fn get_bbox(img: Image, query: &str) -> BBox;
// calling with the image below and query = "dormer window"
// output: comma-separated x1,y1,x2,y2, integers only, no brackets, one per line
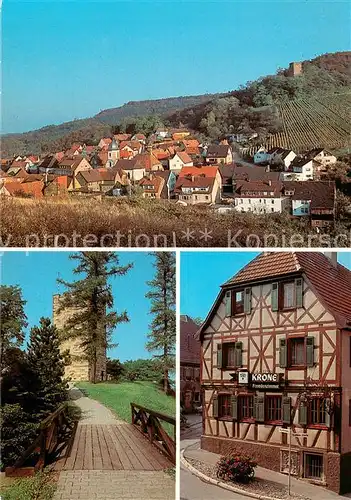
272,278,303,311
225,288,252,316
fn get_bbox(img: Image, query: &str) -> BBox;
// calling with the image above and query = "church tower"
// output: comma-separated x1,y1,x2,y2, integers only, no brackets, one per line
53,294,107,382
106,137,120,167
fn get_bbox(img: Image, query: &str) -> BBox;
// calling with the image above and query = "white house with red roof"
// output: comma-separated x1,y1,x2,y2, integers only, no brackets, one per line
169,151,193,173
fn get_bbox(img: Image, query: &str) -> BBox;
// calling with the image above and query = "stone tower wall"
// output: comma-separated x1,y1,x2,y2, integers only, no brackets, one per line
53,294,107,382
288,61,303,77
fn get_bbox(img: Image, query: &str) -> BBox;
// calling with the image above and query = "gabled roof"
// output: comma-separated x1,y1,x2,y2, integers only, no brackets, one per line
220,164,280,183
2,180,44,198
207,144,230,157
179,166,218,179
236,180,283,197
78,169,115,183
198,252,351,335
180,316,200,365
283,181,335,209
174,151,193,164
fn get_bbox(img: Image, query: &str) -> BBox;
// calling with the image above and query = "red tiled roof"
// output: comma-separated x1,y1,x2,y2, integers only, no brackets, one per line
223,252,351,327
3,180,44,198
139,175,164,193
175,175,214,190
178,166,218,179
180,316,201,365
175,151,193,164
236,180,283,197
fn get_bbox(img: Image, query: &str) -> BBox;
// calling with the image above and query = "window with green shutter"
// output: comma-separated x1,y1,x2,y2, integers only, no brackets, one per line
235,342,243,367
279,338,287,368
282,397,292,424
225,291,231,316
272,283,279,311
254,396,265,422
306,336,315,367
295,278,303,308
231,395,238,421
213,394,219,418
217,344,223,369
298,401,308,425
244,287,252,314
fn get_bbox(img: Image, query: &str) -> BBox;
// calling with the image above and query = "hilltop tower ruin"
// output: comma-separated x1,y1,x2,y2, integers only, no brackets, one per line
288,61,303,77
53,294,107,382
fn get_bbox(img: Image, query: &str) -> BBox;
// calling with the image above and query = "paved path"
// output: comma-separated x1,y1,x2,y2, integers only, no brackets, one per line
182,439,351,500
53,387,174,500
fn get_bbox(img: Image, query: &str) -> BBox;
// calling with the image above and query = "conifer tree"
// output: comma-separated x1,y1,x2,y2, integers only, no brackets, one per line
145,252,176,393
0,285,27,370
27,317,68,417
57,252,132,383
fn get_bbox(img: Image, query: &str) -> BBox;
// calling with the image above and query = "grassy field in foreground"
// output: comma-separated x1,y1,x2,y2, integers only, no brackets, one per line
1,196,339,248
76,381,175,424
0,471,57,500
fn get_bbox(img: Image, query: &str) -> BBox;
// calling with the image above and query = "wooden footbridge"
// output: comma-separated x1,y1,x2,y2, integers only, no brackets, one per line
6,396,175,476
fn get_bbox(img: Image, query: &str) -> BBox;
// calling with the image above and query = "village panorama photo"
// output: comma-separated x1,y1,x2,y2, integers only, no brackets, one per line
0,0,350,247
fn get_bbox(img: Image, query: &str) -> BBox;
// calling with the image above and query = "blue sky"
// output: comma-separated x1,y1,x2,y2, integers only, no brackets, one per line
0,250,169,361
181,251,351,320
2,0,350,133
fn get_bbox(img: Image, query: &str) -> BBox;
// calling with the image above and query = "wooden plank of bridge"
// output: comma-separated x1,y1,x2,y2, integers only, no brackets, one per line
121,424,171,470
53,423,173,472
83,424,93,470
62,424,82,470
108,424,144,470
91,425,103,470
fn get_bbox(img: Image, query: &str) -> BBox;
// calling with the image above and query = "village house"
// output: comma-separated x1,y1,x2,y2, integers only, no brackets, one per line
220,164,280,198
98,137,112,149
197,251,351,494
234,180,286,214
206,144,233,165
114,133,132,142
114,158,145,182
283,181,336,229
175,166,222,205
138,170,177,200
254,147,270,165
180,315,201,413
138,174,165,199
268,147,297,170
281,157,314,181
75,169,116,193
119,140,143,159
306,148,337,166
169,151,193,173
0,180,45,198
131,133,146,143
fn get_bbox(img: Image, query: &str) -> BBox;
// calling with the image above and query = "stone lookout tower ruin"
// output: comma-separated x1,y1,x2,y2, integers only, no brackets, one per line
288,61,303,77
53,294,107,382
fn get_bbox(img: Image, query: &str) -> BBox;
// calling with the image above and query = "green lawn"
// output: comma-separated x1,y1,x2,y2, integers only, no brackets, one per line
0,471,57,500
76,381,175,424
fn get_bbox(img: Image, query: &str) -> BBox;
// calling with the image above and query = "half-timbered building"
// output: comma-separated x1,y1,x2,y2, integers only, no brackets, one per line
180,315,201,412
197,252,351,493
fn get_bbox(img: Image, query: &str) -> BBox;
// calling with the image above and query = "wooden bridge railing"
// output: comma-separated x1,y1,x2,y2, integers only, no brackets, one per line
131,403,176,465
6,402,76,476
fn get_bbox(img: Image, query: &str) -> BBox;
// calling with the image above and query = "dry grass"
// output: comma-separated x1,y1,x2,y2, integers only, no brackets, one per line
0,196,347,248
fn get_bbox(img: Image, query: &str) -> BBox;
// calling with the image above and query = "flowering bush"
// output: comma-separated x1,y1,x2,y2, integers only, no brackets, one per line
216,454,257,483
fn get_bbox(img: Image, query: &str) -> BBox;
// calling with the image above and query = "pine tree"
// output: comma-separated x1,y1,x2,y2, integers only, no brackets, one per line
27,317,68,418
57,252,132,383
0,285,28,370
145,252,176,393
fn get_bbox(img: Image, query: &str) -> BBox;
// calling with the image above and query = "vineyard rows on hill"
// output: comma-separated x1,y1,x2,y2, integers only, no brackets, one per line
264,93,351,153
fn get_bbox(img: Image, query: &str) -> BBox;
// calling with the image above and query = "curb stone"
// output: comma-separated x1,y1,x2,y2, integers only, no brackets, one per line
180,448,285,500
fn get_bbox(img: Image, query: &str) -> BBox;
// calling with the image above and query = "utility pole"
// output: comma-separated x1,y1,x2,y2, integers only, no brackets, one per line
279,427,306,496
